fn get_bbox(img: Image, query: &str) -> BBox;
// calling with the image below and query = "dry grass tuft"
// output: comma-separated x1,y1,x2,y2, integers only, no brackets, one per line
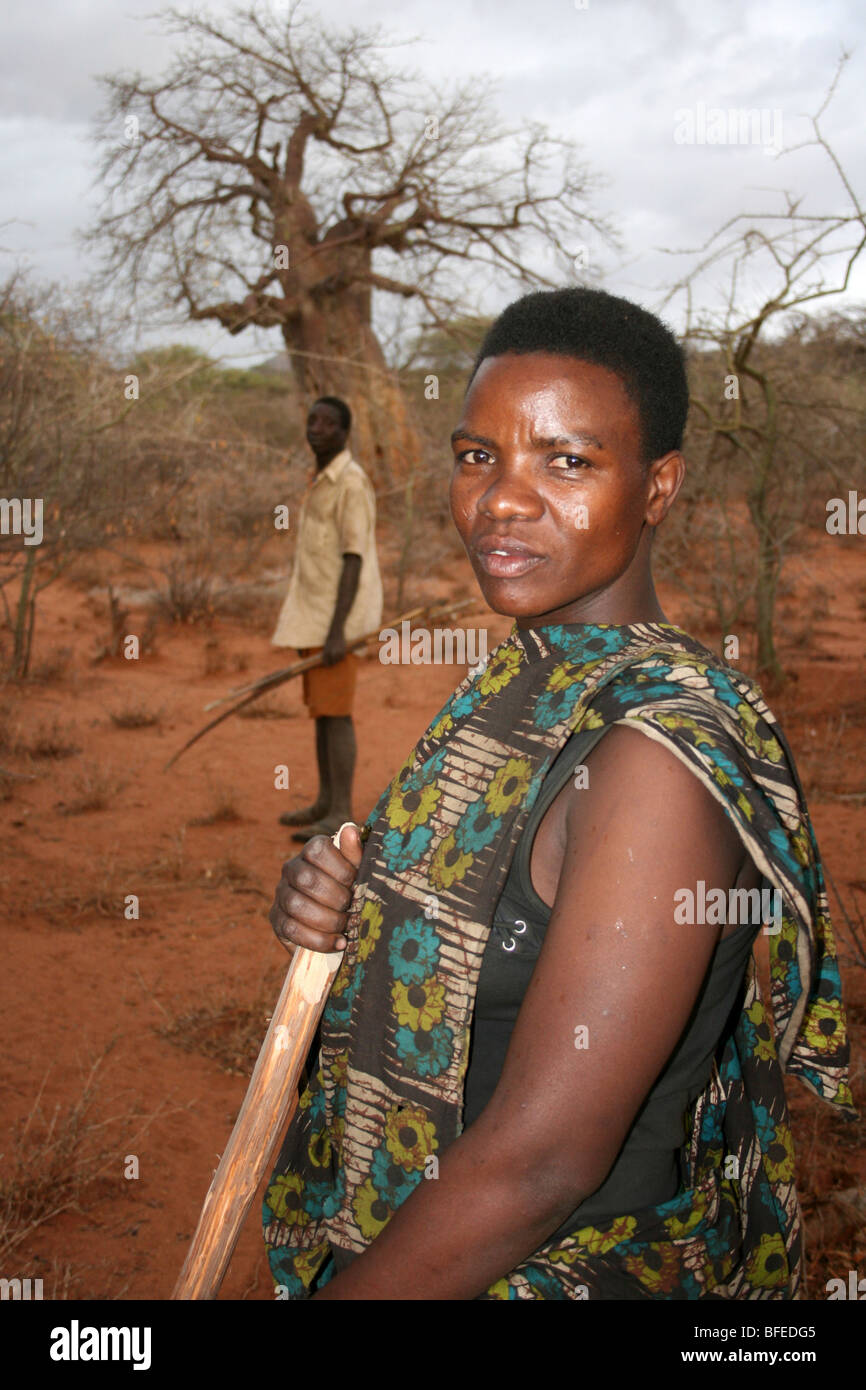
237,696,297,720
795,711,854,801
23,715,80,761
108,701,163,730
141,828,188,884
56,759,125,816
27,646,75,685
202,637,226,677
200,855,260,889
155,557,215,624
188,782,242,826
156,967,284,1076
0,1047,169,1263
32,866,125,925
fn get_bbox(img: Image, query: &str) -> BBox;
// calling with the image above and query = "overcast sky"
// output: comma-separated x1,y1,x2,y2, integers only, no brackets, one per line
1,0,864,363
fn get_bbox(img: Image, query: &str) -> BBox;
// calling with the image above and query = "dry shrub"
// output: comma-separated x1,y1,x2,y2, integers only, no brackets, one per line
32,867,124,925
0,1048,168,1263
91,586,159,662
209,584,274,626
16,1256,132,1301
200,855,258,889
795,712,853,801
188,783,242,826
787,1064,866,1296
23,715,80,760
66,556,110,591
141,828,188,884
108,701,163,730
156,966,284,1076
27,646,74,684
202,637,226,677
828,881,866,972
155,555,215,624
56,759,125,815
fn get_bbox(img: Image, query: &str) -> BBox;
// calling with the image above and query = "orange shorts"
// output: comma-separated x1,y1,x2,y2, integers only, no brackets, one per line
297,647,358,718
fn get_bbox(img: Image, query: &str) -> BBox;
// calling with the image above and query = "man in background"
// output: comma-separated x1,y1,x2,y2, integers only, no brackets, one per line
272,395,383,842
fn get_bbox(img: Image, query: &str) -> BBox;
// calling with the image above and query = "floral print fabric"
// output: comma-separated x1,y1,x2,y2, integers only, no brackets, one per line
263,621,854,1299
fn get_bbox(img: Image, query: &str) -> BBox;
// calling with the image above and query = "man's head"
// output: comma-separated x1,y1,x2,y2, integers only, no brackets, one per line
307,396,351,463
468,288,688,468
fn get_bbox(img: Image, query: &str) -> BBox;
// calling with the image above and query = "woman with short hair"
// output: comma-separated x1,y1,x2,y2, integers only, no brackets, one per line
263,287,853,1300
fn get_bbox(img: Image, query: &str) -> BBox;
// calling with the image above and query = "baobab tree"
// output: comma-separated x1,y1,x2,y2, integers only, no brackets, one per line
86,2,612,484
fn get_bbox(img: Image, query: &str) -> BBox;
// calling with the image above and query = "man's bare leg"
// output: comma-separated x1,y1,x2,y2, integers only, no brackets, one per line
279,716,331,826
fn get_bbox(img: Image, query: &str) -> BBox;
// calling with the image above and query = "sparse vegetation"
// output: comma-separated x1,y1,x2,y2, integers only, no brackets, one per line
108,701,163,730
200,855,259,889
26,646,74,684
236,696,296,720
57,759,124,816
0,1048,165,1262
156,967,284,1076
189,783,242,826
24,716,80,760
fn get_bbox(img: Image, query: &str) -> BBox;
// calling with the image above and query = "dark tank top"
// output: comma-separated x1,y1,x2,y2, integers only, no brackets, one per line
462,724,760,1238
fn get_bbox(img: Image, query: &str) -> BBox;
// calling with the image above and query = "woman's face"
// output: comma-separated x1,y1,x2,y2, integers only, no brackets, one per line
449,351,681,627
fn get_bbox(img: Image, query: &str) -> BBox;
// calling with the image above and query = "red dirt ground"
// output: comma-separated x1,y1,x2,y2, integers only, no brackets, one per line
0,527,863,1300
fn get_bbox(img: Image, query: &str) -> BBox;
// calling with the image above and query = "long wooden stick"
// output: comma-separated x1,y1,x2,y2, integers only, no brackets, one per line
164,596,475,771
171,824,356,1300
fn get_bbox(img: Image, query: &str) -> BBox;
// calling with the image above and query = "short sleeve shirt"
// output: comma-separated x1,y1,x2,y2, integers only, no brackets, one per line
271,449,384,649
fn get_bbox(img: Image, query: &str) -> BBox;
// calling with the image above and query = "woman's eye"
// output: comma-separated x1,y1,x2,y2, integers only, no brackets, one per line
551,454,590,471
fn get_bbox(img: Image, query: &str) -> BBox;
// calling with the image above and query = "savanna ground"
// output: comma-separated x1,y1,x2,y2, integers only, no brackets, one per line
0,452,864,1301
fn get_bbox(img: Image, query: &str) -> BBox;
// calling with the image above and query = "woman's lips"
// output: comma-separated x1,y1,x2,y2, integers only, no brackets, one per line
475,550,545,578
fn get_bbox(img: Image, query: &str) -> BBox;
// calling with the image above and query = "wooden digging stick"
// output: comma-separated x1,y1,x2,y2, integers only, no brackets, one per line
171,823,355,1300
164,597,475,771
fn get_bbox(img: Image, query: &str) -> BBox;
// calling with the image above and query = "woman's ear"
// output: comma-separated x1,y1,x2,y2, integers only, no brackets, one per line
645,451,686,526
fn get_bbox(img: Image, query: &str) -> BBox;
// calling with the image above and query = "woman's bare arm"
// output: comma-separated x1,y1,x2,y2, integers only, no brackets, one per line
312,725,747,1300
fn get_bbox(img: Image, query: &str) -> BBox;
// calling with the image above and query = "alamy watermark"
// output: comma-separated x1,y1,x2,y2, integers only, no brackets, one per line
673,103,783,156
826,1269,866,1299
379,621,487,671
49,1320,151,1370
1,1276,43,1299
826,490,865,535
0,498,43,546
674,880,782,934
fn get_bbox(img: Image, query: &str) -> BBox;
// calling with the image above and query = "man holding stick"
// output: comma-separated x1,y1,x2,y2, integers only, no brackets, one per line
272,396,383,842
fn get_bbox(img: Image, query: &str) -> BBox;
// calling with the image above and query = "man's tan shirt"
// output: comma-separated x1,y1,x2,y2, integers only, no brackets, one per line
272,448,384,650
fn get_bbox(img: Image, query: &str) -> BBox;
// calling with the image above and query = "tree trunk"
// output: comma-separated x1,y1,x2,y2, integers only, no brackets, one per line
754,534,782,685
283,304,420,492
11,548,37,679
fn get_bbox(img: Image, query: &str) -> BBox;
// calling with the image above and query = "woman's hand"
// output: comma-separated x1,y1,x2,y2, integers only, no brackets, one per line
269,824,364,956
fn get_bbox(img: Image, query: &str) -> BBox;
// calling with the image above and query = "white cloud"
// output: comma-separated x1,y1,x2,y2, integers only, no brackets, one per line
0,0,863,357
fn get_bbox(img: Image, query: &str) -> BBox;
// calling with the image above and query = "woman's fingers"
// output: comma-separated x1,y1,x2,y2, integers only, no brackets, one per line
306,825,365,877
269,831,364,956
329,822,365,869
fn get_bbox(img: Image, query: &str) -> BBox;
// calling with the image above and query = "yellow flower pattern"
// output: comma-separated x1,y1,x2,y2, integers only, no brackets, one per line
391,977,446,1031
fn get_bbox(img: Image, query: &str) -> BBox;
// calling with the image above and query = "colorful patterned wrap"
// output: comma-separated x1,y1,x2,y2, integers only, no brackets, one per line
263,621,855,1299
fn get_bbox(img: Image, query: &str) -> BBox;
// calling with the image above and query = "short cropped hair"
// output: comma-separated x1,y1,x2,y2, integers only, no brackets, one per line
468,288,689,464
313,395,352,434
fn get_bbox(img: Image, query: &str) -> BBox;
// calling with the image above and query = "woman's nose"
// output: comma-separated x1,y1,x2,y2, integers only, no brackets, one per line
478,468,543,519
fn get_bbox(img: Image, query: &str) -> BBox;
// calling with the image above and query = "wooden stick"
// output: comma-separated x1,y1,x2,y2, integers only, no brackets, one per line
164,596,475,771
171,825,354,1300
201,605,431,711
